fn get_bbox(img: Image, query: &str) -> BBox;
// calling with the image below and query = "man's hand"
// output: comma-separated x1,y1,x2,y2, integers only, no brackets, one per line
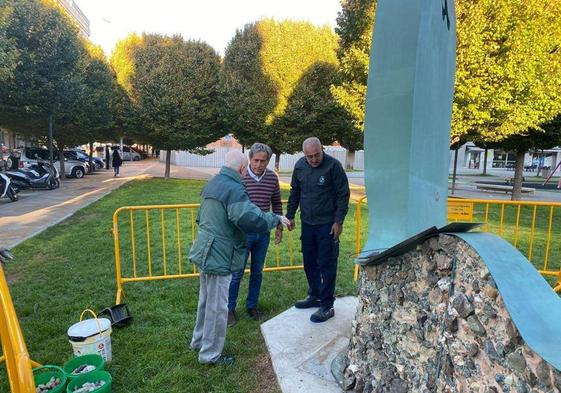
330,222,343,240
277,215,291,228
287,219,296,231
275,226,283,244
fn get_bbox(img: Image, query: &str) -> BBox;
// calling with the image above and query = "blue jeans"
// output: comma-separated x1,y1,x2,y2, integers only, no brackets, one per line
228,232,270,311
301,222,339,309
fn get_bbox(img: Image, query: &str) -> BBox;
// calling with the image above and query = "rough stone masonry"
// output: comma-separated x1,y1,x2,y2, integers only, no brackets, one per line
343,235,561,393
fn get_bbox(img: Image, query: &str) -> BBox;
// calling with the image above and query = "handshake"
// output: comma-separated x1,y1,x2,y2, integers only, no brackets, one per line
277,216,295,231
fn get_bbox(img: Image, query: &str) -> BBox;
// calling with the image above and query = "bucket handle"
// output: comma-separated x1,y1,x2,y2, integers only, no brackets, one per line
80,308,103,337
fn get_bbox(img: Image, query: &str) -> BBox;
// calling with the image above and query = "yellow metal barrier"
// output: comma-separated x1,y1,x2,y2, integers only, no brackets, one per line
355,197,561,290
0,262,40,392
113,202,302,304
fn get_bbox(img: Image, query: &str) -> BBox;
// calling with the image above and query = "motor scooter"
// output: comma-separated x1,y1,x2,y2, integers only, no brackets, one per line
0,172,18,201
4,160,60,191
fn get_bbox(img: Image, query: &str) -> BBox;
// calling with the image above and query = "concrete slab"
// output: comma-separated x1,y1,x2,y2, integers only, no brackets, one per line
261,296,358,393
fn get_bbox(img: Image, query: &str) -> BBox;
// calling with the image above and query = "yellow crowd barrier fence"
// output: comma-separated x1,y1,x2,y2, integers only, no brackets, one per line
112,202,301,304
355,197,561,291
0,262,41,392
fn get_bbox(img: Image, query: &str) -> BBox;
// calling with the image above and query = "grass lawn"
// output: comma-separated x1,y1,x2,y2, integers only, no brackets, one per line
0,178,362,393
2,178,560,392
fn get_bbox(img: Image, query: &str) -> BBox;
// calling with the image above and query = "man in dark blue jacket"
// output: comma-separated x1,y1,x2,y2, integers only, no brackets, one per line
286,137,350,323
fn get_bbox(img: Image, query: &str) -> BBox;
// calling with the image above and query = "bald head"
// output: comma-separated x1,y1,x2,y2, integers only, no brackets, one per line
302,137,322,151
225,150,248,175
302,137,324,167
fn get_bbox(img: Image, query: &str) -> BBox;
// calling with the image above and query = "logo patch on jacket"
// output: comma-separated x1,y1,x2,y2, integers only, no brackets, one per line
318,175,326,185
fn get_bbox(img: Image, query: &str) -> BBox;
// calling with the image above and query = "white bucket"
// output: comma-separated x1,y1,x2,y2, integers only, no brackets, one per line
68,309,113,362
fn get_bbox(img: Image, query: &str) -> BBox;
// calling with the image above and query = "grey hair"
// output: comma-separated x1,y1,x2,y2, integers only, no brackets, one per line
224,150,247,171
248,142,273,160
302,137,322,151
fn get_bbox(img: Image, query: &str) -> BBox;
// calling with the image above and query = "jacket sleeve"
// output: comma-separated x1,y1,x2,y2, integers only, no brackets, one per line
286,170,300,220
333,163,350,224
227,192,280,233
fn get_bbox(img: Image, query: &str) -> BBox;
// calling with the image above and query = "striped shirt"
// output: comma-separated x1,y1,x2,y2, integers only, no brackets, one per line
243,168,283,215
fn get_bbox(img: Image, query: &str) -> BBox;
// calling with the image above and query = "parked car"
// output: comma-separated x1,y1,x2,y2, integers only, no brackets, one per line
113,146,141,161
64,150,96,173
7,148,88,179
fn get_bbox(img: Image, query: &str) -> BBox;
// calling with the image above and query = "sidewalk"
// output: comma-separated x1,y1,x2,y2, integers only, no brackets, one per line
0,159,216,249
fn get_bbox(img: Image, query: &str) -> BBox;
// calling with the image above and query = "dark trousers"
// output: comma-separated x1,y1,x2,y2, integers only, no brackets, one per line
301,222,339,309
228,232,270,311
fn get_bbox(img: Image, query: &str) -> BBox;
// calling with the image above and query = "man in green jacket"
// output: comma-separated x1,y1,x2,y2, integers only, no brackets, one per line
189,150,288,365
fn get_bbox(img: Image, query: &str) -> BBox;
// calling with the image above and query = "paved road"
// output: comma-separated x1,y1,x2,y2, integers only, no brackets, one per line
2,159,560,249
0,159,215,248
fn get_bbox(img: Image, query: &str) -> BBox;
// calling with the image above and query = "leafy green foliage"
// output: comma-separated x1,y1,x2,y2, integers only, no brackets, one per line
274,62,356,153
0,0,17,83
453,0,561,142
220,19,342,160
0,0,82,135
330,0,377,151
111,34,222,176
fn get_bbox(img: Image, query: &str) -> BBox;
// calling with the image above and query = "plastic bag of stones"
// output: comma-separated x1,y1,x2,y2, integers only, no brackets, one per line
36,377,62,393
72,380,106,392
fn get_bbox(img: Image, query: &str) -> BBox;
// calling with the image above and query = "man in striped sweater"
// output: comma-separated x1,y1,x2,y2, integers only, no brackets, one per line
227,143,283,326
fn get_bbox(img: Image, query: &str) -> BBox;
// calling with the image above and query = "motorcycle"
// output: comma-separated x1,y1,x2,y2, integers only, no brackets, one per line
0,172,18,202
4,160,60,191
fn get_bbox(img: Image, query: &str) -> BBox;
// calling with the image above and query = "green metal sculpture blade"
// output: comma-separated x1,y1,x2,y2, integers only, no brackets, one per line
363,0,456,254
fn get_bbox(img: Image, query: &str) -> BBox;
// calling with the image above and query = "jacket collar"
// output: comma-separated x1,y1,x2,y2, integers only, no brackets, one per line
220,166,243,183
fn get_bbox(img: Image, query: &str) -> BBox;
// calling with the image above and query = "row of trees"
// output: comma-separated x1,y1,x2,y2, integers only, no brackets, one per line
332,0,561,200
0,0,115,178
110,19,355,174
3,0,561,193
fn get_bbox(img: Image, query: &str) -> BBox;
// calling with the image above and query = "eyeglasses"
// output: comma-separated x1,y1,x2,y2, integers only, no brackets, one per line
305,151,323,161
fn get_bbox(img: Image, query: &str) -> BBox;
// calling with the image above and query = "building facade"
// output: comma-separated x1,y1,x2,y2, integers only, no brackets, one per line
57,0,90,37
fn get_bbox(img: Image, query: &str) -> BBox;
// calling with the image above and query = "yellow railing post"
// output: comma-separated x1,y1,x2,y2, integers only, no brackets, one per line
0,263,36,393
113,209,124,305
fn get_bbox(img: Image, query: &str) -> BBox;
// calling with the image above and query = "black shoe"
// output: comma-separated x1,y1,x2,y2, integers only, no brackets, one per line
247,307,260,321
212,355,235,366
227,310,237,327
294,295,321,309
310,307,335,323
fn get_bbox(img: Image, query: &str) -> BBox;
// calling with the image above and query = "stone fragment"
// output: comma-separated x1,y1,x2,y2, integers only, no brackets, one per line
483,286,498,299
535,360,551,387
468,343,479,357
343,368,356,390
484,340,500,363
389,378,408,393
483,303,498,318
452,293,474,318
427,237,440,251
506,351,526,373
467,315,486,336
436,254,451,270
444,312,458,333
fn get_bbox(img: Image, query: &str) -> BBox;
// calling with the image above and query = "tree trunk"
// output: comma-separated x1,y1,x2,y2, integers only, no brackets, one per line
88,141,94,169
346,150,355,170
451,148,459,195
511,150,525,201
48,115,54,167
164,149,171,179
274,149,281,171
482,148,488,175
58,143,66,180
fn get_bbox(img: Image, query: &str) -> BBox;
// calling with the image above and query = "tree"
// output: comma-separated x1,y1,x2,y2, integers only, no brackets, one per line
53,41,115,174
330,0,377,165
453,0,561,199
112,34,222,178
220,19,341,169
0,0,82,166
274,62,355,154
489,118,561,200
0,0,17,83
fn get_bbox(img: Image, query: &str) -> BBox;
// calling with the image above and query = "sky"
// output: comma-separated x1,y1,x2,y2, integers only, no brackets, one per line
76,0,342,57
